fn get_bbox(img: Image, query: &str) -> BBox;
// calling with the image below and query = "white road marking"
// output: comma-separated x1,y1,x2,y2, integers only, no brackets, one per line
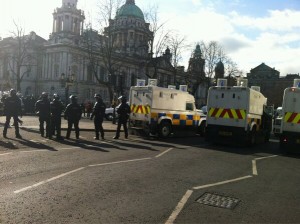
89,157,151,167
0,152,13,156
193,175,253,190
165,190,193,224
20,149,50,153
252,160,258,175
60,147,80,150
255,155,278,161
252,155,278,175
156,148,173,158
14,167,85,194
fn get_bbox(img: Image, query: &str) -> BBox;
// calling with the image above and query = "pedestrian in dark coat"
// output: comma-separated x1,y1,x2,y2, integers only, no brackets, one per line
35,92,51,138
113,96,131,139
64,95,82,140
50,94,64,140
90,94,106,140
3,89,22,138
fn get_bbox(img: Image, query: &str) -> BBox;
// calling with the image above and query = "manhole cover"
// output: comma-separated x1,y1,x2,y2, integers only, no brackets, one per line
196,192,240,209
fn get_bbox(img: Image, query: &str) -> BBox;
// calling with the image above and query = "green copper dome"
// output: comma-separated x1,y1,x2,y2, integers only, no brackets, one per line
116,0,144,20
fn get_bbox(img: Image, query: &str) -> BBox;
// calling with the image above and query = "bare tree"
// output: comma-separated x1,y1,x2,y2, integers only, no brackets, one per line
199,41,241,86
143,3,171,57
97,0,123,30
169,33,189,69
7,22,35,92
82,0,124,103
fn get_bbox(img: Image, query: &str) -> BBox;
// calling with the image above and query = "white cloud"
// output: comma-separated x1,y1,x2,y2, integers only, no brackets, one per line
230,9,300,32
159,5,300,75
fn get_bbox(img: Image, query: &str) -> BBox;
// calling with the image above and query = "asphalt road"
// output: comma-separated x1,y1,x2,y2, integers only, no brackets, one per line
0,120,300,223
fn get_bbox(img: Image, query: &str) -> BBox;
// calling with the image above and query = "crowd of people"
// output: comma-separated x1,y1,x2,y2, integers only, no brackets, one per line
1,89,131,140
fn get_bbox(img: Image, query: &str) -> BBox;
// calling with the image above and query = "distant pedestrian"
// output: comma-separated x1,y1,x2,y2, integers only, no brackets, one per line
64,95,82,140
113,96,130,139
86,101,92,117
90,94,106,140
2,89,23,139
35,92,51,138
80,103,86,117
50,94,64,140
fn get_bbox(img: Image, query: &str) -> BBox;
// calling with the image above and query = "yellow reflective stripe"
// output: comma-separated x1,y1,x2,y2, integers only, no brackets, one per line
231,109,238,119
291,113,300,124
284,112,292,122
215,109,223,118
240,110,246,119
208,108,215,117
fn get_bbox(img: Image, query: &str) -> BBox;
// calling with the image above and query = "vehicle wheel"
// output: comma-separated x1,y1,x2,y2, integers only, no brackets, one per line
158,121,172,138
106,113,113,121
264,132,270,143
198,121,206,137
247,129,256,146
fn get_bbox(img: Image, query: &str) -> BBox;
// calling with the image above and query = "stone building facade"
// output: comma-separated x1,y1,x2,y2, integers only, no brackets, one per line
247,63,299,108
0,0,177,105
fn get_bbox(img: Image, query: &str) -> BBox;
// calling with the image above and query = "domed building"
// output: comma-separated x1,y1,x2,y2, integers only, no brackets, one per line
105,0,153,58
0,0,176,105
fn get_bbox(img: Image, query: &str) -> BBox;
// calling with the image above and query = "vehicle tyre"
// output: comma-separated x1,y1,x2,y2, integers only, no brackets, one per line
106,113,113,121
264,132,270,143
247,128,256,146
158,121,172,138
198,121,206,137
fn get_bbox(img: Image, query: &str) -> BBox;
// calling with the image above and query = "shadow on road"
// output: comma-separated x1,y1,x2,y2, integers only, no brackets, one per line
14,138,58,151
0,140,18,149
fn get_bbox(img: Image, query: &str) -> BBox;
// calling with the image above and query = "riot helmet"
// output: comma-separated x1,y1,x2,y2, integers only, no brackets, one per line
118,95,127,103
41,92,49,99
10,89,17,96
53,93,60,100
69,95,77,103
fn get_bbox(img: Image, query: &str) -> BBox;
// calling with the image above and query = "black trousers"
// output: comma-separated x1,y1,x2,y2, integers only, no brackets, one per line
3,115,19,136
66,119,80,139
39,117,50,137
94,117,104,138
50,116,62,138
115,119,128,138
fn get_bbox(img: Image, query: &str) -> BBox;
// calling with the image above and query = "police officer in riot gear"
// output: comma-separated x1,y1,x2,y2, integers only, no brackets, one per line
113,96,131,139
35,92,51,137
50,94,64,140
90,94,106,140
3,89,22,138
64,95,82,140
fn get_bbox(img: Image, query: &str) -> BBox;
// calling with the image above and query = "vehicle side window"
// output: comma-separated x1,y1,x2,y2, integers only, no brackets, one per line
186,102,194,111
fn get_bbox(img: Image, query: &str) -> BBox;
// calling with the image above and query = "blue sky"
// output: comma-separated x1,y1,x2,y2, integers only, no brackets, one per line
0,0,299,76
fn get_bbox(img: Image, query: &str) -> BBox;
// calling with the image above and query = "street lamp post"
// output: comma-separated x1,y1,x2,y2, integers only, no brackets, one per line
60,73,75,106
112,93,117,124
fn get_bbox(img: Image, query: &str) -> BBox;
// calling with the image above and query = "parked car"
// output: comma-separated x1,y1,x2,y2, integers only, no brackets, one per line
0,101,3,116
105,102,129,121
105,104,120,121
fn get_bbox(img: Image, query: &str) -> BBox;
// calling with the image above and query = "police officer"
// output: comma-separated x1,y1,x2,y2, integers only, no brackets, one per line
90,94,106,140
113,96,131,139
50,94,64,140
35,92,51,138
3,89,22,138
64,95,82,140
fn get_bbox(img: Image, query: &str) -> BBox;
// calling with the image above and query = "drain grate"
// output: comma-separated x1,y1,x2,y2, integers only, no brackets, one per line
196,192,240,210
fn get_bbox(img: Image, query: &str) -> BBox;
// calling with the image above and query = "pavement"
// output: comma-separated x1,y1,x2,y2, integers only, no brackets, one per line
0,115,118,132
